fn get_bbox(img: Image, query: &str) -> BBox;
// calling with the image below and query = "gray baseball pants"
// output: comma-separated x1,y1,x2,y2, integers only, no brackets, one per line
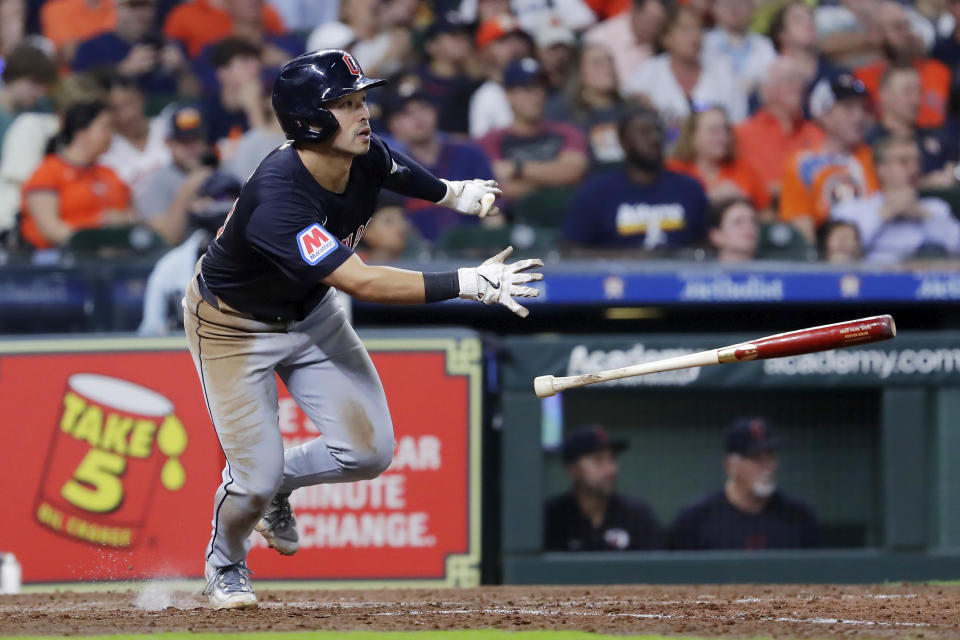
183,262,394,569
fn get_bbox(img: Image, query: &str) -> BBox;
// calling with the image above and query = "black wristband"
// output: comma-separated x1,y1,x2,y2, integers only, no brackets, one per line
423,271,460,302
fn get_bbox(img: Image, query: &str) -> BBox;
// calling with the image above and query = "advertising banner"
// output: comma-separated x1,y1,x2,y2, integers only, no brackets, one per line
1,333,481,586
501,332,960,390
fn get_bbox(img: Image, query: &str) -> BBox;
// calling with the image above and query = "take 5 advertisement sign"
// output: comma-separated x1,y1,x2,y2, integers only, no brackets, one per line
0,334,482,586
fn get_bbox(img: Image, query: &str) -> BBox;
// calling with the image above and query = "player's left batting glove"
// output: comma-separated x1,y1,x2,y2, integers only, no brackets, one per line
438,178,502,217
457,246,543,318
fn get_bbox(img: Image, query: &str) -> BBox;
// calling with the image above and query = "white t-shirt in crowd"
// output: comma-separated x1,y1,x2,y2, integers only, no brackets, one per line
0,112,58,232
458,0,596,32
100,115,172,193
702,28,777,96
469,80,513,139
625,53,749,130
831,193,960,263
269,0,340,32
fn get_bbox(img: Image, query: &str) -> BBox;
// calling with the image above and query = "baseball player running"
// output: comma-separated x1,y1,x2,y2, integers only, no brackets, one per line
184,49,543,609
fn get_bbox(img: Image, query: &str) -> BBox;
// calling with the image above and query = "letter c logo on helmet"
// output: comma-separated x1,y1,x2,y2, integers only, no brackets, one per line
342,53,361,76
272,49,387,143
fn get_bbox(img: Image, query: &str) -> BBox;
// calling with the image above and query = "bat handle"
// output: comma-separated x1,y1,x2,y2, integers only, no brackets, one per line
533,375,557,398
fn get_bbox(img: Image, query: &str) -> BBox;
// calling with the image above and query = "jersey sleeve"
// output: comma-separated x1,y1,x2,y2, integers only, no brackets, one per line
381,144,447,203
245,198,354,283
22,157,63,195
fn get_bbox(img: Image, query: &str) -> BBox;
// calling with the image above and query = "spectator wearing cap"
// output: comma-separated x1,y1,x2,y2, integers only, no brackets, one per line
544,425,665,551
133,105,216,245
667,105,771,212
385,85,495,242
479,58,588,202
72,0,192,102
415,14,481,136
735,56,824,198
546,42,626,173
854,1,950,129
199,37,266,153
703,0,777,100
163,0,286,60
469,14,534,138
831,135,960,263
708,197,759,262
100,77,174,193
21,100,135,249
626,4,748,137
564,105,708,250
584,0,666,91
669,417,820,551
864,66,958,189
533,19,577,98
0,44,56,149
780,74,879,242
138,171,241,336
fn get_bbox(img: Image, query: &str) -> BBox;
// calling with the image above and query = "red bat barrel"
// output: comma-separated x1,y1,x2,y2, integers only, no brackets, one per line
717,315,897,363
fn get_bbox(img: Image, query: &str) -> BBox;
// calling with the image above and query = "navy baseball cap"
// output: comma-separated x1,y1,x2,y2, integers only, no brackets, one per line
808,73,868,119
503,57,548,89
562,425,628,464
169,106,206,141
726,417,781,456
381,82,433,121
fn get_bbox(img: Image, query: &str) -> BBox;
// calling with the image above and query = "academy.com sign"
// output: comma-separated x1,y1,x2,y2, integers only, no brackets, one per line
764,347,960,379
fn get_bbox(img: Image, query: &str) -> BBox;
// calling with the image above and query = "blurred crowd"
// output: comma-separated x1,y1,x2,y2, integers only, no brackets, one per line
4,0,960,270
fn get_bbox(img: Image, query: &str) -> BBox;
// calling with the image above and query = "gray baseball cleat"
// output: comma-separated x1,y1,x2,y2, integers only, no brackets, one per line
202,562,257,610
255,492,299,555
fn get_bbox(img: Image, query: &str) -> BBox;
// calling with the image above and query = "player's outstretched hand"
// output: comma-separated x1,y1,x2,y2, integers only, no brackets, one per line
457,246,543,317
439,178,502,217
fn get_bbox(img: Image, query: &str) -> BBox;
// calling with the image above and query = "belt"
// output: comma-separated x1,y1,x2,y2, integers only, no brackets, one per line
197,274,269,322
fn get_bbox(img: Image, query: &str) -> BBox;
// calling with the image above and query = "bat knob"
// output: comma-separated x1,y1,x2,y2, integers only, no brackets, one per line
533,375,557,398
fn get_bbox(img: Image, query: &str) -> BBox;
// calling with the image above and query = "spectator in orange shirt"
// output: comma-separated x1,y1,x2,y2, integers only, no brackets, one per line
21,100,134,249
854,0,950,128
667,106,771,213
736,56,824,198
41,0,116,67
780,74,878,242
163,0,285,59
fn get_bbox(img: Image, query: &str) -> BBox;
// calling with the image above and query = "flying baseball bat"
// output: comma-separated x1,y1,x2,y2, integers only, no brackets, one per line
533,315,896,398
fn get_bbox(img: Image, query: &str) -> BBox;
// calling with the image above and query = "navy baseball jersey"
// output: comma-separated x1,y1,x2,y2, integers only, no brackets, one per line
201,134,443,321
563,168,708,250
543,492,666,551
668,489,820,550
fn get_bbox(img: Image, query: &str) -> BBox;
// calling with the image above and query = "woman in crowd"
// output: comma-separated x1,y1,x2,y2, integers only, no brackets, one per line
667,105,771,215
546,42,625,172
21,100,133,248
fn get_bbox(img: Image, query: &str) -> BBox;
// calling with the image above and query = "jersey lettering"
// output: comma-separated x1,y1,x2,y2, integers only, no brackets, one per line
343,53,361,76
215,199,239,239
297,223,338,265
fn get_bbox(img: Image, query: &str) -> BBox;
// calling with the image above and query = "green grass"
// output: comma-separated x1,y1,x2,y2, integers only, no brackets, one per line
2,634,713,640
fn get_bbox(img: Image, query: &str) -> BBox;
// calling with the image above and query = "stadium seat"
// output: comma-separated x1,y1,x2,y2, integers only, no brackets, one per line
755,221,814,261
66,225,167,255
513,187,576,229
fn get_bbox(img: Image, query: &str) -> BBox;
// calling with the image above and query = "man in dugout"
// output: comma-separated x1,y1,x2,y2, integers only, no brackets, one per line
543,425,665,551
669,417,820,550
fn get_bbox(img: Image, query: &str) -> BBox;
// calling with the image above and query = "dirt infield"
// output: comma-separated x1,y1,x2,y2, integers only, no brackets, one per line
1,583,958,638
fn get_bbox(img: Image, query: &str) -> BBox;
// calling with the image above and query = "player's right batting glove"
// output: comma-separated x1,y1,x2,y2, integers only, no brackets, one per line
457,246,543,317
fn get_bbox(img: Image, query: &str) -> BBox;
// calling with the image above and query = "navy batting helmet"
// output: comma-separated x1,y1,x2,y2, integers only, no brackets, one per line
272,49,386,143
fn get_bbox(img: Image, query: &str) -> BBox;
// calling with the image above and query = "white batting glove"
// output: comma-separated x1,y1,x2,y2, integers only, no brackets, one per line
457,246,543,318
438,178,502,217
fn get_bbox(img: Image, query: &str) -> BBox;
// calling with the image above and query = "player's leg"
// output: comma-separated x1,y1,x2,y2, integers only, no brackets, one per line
277,294,395,490
183,278,290,607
